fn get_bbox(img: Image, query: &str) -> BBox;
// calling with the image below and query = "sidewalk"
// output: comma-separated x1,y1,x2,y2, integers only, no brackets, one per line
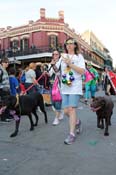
0,89,116,175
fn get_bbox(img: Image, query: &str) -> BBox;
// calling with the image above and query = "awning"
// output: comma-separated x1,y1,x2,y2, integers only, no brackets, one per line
8,52,52,61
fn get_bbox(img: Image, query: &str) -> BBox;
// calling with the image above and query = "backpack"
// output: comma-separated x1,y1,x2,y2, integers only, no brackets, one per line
0,68,3,83
20,72,26,84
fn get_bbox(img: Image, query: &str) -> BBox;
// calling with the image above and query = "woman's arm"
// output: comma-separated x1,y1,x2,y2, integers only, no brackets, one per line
51,58,62,73
32,77,38,84
68,63,85,75
62,57,85,75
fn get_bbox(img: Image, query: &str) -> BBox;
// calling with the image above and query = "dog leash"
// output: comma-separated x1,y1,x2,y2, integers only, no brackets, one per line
15,94,19,107
23,73,45,94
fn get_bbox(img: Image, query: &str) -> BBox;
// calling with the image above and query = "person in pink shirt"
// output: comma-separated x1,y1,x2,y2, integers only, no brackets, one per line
83,62,99,104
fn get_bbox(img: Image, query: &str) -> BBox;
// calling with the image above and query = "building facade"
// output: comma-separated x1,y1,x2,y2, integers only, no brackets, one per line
0,8,113,71
81,30,113,70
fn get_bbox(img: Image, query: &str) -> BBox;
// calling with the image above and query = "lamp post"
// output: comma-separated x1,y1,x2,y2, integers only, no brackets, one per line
12,46,18,70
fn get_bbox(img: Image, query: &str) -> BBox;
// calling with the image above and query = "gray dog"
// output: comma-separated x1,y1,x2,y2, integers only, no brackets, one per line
90,96,114,136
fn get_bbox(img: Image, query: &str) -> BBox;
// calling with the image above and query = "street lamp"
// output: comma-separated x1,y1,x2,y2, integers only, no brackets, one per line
12,46,18,70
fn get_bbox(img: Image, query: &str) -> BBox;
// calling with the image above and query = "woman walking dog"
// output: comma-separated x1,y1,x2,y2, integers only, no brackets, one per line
52,38,85,145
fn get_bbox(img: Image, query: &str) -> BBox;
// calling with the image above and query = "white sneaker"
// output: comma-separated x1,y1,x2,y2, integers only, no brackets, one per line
59,113,64,120
37,107,42,113
52,106,56,111
52,117,59,125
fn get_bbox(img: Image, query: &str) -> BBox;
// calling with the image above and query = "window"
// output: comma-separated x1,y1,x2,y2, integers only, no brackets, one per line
10,40,19,48
20,38,29,51
49,35,58,49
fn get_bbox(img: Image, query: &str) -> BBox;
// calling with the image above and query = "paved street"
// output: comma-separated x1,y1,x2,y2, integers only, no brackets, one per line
0,89,116,175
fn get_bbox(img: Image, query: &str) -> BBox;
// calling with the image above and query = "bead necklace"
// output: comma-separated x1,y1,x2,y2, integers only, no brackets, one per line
62,54,75,86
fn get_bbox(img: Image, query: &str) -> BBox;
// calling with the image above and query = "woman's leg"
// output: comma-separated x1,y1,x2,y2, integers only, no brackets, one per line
52,101,62,125
68,107,77,134
63,95,80,144
85,84,90,101
107,84,111,95
90,84,96,99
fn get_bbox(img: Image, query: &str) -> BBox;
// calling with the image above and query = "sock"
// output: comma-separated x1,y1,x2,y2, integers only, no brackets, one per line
14,115,20,121
76,119,80,124
70,132,75,137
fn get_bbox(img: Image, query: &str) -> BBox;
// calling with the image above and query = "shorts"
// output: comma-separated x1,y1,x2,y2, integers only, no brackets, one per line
52,101,62,111
62,94,80,109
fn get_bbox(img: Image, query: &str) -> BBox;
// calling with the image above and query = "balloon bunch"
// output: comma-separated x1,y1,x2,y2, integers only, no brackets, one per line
61,54,75,86
62,70,75,86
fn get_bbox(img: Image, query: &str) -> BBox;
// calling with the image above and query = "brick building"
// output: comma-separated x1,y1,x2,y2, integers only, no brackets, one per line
0,8,113,71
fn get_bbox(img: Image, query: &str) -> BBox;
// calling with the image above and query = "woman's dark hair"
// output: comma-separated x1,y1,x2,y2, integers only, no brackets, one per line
64,37,80,55
1,57,9,64
52,50,61,59
9,67,16,75
104,66,111,71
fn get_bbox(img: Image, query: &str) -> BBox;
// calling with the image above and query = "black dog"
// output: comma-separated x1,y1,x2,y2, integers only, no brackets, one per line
90,96,114,136
0,92,48,137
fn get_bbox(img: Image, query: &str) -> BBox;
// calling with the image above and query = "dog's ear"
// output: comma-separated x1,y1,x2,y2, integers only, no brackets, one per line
5,96,16,107
100,97,106,106
0,95,10,107
94,97,105,106
10,96,17,107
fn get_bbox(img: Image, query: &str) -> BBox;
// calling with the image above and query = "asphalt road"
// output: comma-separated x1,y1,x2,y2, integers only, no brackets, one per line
0,89,116,175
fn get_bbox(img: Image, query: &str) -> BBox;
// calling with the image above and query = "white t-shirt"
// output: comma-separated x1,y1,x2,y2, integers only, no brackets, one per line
56,53,85,95
25,69,36,83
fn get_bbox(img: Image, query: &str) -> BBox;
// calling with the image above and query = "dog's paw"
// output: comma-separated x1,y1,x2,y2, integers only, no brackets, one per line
10,132,18,137
30,127,34,131
104,132,109,136
45,119,48,124
33,123,38,126
97,124,104,129
97,126,100,128
97,125,102,128
100,126,104,129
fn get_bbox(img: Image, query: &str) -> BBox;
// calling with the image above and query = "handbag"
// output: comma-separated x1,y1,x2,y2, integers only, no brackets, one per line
51,77,62,102
87,68,95,79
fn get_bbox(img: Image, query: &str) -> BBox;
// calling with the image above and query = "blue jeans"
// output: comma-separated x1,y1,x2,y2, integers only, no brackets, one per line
85,84,96,99
52,101,62,111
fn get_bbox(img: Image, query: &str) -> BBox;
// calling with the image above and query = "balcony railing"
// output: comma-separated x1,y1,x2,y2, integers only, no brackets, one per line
92,47,106,60
0,45,64,59
83,53,104,69
83,53,91,61
0,46,104,69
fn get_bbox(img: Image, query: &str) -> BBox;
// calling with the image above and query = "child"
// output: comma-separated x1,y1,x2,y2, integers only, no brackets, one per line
9,67,19,96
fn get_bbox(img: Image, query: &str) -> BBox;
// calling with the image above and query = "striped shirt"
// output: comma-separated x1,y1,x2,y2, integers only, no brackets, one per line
0,66,10,90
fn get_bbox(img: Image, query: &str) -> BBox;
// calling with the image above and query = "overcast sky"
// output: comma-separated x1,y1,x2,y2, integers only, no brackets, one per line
0,0,116,66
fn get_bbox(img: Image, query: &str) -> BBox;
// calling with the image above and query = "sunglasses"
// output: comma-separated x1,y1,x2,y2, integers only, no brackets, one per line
65,39,75,45
53,53,59,56
3,62,9,64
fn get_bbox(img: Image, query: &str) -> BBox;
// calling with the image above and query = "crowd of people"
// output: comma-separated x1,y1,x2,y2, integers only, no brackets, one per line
0,37,115,145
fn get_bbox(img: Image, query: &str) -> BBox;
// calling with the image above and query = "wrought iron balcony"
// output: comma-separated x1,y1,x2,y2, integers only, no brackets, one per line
83,53,104,69
92,47,106,60
0,45,64,59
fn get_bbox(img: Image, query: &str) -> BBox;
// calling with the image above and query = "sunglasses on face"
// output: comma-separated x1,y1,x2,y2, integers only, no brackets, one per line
65,40,75,45
53,53,59,56
3,62,9,64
